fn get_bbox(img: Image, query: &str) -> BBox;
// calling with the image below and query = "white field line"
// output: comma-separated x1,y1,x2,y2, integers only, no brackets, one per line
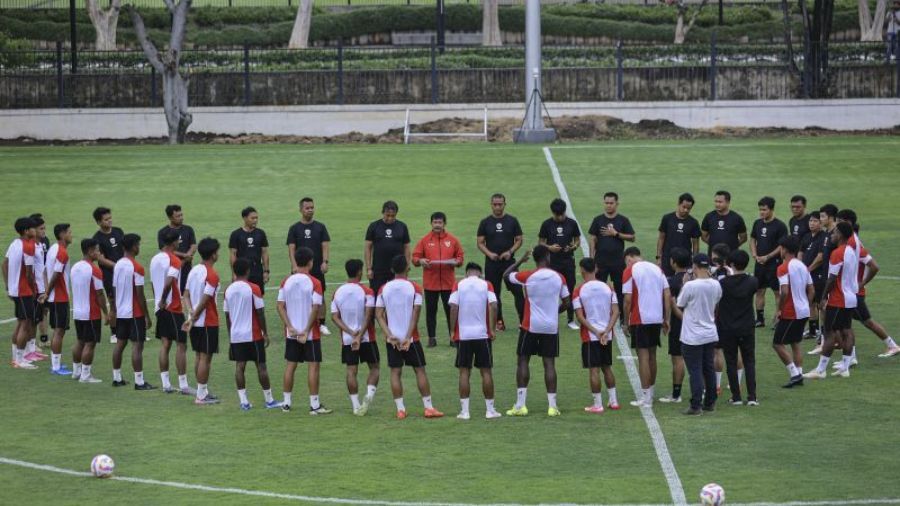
2,457,899,506
550,140,900,150
543,146,688,506
0,318,17,325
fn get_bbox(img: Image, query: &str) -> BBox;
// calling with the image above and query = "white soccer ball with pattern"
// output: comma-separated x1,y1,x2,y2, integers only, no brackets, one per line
90,454,115,478
699,483,725,505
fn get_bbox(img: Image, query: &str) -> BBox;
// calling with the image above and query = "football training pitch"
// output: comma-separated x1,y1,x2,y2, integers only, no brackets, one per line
1,137,899,505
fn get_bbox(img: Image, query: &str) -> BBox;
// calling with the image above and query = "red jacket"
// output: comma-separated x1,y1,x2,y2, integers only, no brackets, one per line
412,231,464,291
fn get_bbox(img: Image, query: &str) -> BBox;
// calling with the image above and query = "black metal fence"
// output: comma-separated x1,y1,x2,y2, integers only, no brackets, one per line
1,39,897,108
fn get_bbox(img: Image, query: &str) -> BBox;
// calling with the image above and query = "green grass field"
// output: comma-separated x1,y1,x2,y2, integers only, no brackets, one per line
1,138,899,505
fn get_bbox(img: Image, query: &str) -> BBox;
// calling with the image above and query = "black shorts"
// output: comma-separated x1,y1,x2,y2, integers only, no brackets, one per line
630,324,662,349
229,340,266,363
12,296,37,322
582,340,613,368
852,296,871,322
668,319,683,356
47,301,70,330
75,320,102,343
754,263,779,291
455,339,493,369
516,330,560,358
773,318,807,345
386,340,427,368
116,317,147,342
812,279,826,304
824,307,853,332
155,309,187,343
190,326,219,354
341,342,380,366
284,339,323,363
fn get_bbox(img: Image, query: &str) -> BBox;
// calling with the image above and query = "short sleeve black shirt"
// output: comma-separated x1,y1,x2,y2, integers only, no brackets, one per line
789,215,811,239
800,231,826,282
701,210,747,253
588,214,635,268
658,212,700,261
667,271,689,338
365,219,410,275
286,221,331,271
538,217,581,266
229,227,269,278
477,215,523,258
93,227,125,281
751,218,788,259
717,273,759,336
157,225,197,256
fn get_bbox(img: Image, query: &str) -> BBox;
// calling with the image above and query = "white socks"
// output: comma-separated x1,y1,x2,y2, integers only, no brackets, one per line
850,346,857,361
787,363,798,377
715,372,723,388
485,398,495,412
80,365,92,380
592,392,603,408
608,387,618,405
134,371,144,386
515,388,527,409
283,392,293,407
160,371,171,389
366,384,377,400
178,374,189,390
113,369,122,382
51,353,61,371
238,389,249,404
72,362,82,378
350,394,360,410
394,397,406,412
422,395,434,409
547,393,558,409
197,383,208,400
460,397,470,415
886,337,897,348
841,355,853,370
310,395,320,409
263,389,274,403
816,355,831,373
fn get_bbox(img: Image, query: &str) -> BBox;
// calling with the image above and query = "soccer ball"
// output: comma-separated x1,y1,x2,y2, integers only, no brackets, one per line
700,483,725,505
90,454,115,478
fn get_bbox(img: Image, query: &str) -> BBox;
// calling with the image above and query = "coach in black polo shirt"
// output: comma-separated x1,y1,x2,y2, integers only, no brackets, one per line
287,197,331,333
588,191,635,318
656,193,700,276
229,206,269,294
701,190,747,254
92,206,125,340
157,204,197,293
365,201,410,294
749,196,788,327
477,193,524,332
538,198,581,329
788,195,811,239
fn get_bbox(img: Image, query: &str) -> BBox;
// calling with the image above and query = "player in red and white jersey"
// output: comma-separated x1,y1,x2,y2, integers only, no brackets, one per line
805,222,858,379
331,259,380,416
182,237,223,405
773,236,814,388
111,233,155,390
503,244,571,417
448,262,500,420
277,247,331,415
224,258,281,410
3,217,40,369
375,255,443,420
622,247,671,408
45,223,73,375
151,230,192,395
69,238,112,384
573,258,620,414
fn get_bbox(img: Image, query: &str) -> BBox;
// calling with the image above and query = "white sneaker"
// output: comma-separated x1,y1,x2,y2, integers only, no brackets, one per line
832,367,850,378
658,395,682,403
878,346,900,358
79,375,103,384
807,345,822,355
803,369,827,380
456,412,471,420
629,399,650,408
13,360,38,370
110,334,118,344
319,324,331,336
567,321,580,330
485,410,502,419
833,358,858,369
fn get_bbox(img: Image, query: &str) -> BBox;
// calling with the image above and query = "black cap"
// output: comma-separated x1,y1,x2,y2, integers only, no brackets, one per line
692,253,711,268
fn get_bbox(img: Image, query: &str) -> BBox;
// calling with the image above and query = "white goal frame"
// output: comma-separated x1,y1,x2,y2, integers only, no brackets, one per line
403,107,489,144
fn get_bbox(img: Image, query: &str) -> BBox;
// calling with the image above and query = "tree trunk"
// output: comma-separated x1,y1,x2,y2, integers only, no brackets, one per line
289,0,314,49
86,0,121,50
858,0,888,41
674,7,686,44
163,72,192,145
482,0,502,47
673,0,708,45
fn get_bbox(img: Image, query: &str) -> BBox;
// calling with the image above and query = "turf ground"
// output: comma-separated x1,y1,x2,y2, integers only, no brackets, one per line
0,137,899,505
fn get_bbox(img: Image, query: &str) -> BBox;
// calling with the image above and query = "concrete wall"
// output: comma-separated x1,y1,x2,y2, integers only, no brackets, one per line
1,99,898,140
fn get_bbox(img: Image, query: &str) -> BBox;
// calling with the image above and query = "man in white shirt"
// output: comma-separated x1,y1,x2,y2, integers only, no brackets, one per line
332,259,380,416
375,255,444,420
182,237,224,405
150,229,191,395
774,236,814,389
676,253,722,416
111,234,155,390
69,238,112,383
573,258,620,413
503,245,571,417
449,262,500,420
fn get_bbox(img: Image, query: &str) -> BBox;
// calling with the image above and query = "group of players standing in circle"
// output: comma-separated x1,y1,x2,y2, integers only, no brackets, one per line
4,191,897,419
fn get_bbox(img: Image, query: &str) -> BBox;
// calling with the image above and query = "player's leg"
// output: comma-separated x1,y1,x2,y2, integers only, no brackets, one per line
542,353,559,416
346,363,360,411
457,365,471,419
235,360,250,408
806,308,839,378
601,365,619,409
714,346,724,393
111,321,129,386
80,341,98,382
71,338,84,379
410,342,440,417
175,339,190,394
307,345,331,414
132,328,153,389
159,336,173,391
282,360,298,410
254,346,279,408
390,366,405,417
837,326,855,375
360,344,380,410
587,366,603,412
440,290,452,345
49,303,70,374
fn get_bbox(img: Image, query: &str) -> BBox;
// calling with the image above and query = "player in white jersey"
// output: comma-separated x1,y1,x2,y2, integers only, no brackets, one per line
151,230,192,395
277,247,331,415
182,237,223,405
448,262,500,420
774,237,814,388
29,214,49,357
504,244,572,417
573,258,619,414
3,217,40,369
331,259,380,416
111,233,155,390
224,258,281,410
375,255,444,420
70,238,112,383
45,223,73,375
